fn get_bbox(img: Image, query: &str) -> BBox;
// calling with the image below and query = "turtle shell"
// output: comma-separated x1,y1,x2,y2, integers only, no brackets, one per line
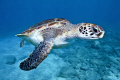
22,18,70,34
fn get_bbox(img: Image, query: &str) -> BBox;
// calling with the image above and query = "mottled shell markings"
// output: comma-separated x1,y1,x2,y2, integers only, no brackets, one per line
21,18,70,35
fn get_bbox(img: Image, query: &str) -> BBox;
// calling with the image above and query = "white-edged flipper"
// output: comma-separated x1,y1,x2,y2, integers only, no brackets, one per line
19,40,54,71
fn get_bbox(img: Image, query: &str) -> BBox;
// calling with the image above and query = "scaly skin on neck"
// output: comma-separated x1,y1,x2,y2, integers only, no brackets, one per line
65,24,81,38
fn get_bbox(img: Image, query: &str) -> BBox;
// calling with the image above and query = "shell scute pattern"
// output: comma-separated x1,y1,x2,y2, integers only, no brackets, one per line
22,18,70,34
30,19,55,29
48,22,59,27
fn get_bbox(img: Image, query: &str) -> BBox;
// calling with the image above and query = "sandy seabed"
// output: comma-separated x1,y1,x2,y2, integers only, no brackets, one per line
0,30,120,80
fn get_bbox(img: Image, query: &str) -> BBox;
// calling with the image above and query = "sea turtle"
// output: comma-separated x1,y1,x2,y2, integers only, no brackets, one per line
16,18,105,71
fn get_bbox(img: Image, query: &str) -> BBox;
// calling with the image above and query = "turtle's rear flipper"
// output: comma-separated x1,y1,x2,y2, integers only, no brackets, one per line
20,39,26,47
19,40,54,71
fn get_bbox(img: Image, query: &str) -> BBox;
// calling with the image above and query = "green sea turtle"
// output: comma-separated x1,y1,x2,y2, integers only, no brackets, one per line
16,18,105,71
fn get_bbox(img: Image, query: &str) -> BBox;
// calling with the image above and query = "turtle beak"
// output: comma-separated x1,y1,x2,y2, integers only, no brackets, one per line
98,31,105,38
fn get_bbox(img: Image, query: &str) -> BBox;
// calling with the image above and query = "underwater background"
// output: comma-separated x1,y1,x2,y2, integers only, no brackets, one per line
0,0,120,80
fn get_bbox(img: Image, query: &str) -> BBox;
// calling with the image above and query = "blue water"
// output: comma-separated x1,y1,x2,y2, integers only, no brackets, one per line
0,0,120,80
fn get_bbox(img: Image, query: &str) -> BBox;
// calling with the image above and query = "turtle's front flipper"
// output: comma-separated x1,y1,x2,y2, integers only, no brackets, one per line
19,40,54,71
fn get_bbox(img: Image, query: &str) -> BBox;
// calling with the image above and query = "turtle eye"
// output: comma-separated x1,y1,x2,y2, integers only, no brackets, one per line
92,27,98,33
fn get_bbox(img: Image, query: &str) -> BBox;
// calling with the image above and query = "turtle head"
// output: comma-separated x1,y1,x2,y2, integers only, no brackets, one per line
77,23,105,39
